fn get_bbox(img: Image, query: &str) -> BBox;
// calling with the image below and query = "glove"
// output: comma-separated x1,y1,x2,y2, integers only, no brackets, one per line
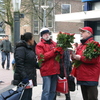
22,77,29,84
54,47,63,54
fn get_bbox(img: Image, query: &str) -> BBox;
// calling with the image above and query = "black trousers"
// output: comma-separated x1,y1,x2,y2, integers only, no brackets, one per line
80,85,98,100
21,88,32,100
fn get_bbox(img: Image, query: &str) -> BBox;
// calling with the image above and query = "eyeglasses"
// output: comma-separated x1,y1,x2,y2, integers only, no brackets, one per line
80,30,90,33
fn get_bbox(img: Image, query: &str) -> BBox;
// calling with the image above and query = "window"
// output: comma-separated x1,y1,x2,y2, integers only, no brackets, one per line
34,21,38,27
33,20,39,35
47,7,53,28
34,28,38,35
61,4,71,14
48,21,52,27
33,6,39,35
82,5,84,11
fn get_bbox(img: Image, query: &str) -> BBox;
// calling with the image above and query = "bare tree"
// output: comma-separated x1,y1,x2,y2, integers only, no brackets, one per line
0,0,61,43
0,0,13,43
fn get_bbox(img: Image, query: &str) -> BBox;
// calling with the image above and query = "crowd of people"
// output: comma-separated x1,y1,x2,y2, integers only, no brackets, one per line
0,26,100,100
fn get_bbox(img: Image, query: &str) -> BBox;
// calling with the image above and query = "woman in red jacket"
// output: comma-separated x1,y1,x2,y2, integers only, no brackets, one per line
72,26,100,100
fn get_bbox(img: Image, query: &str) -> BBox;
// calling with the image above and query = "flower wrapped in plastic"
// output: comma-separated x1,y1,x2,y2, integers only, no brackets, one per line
84,41,100,59
73,41,100,68
55,32,75,62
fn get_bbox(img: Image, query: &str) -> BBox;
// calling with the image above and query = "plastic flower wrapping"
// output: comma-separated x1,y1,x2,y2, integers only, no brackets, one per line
73,41,100,68
55,32,75,62
84,41,100,59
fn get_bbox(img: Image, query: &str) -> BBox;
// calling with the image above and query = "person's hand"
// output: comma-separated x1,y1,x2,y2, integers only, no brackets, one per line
54,47,63,54
22,77,29,84
73,55,81,60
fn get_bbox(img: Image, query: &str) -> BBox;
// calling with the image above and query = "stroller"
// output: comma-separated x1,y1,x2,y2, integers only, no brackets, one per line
0,82,28,100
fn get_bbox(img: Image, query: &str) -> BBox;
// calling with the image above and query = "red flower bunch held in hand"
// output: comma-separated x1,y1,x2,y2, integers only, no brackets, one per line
55,32,75,62
73,41,100,68
84,41,100,59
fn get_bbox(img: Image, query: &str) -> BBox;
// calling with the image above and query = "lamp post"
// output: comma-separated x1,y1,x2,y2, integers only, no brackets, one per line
41,5,49,27
12,0,21,47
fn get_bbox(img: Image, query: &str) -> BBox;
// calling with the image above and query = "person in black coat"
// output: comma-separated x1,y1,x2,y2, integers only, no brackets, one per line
54,48,72,100
12,32,38,100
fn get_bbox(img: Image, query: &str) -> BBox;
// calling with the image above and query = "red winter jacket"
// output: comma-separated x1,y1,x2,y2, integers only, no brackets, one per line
36,39,60,76
74,37,100,82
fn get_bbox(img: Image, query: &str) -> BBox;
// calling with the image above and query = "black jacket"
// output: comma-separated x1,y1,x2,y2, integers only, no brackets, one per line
12,40,37,86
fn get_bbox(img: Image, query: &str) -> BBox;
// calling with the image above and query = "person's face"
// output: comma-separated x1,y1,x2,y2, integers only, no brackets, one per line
5,36,8,40
42,33,50,40
80,30,91,39
28,37,34,45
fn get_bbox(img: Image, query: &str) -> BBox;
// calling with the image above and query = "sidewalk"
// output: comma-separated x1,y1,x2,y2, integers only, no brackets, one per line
32,84,100,100
0,53,100,99
0,67,100,100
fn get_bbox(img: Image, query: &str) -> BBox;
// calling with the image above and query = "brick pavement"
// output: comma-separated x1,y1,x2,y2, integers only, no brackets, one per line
32,84,100,100
0,53,14,93
0,53,100,99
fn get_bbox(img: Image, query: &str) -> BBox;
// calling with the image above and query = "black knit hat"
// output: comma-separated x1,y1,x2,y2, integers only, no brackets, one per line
40,28,50,37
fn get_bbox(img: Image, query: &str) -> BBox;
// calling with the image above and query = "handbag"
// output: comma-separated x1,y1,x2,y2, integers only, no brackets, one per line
0,82,28,100
56,61,69,94
56,76,68,94
68,75,75,91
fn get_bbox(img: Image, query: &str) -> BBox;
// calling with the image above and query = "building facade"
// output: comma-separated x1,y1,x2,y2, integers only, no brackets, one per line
55,0,100,43
83,0,100,43
4,0,84,43
31,0,84,42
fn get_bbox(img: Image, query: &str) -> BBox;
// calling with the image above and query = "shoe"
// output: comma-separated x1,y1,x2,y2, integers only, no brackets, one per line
0,81,4,83
2,65,4,69
6,68,10,70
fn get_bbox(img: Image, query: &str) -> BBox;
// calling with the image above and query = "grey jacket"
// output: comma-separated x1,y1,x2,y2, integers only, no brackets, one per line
1,40,12,52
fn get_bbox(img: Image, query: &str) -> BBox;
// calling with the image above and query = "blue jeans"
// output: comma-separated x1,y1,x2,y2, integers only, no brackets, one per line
41,74,58,100
1,51,10,69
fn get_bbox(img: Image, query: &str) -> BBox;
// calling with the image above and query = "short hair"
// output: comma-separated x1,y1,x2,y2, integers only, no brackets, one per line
4,35,8,37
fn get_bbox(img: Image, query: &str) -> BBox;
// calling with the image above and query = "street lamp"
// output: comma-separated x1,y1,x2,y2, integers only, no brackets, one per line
41,5,49,27
12,0,21,47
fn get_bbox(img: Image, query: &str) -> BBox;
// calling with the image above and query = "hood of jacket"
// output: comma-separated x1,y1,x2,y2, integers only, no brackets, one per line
15,40,32,50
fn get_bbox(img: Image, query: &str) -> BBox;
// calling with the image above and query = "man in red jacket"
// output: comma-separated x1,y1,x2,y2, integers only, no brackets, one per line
36,28,62,100
72,26,100,100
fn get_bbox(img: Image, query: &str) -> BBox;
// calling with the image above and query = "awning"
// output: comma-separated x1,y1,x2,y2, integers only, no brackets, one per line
55,10,100,22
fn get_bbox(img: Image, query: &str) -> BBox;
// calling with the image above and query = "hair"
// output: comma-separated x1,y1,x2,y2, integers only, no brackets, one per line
21,32,33,42
4,35,8,37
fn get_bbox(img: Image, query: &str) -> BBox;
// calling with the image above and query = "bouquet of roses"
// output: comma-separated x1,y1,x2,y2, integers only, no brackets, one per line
74,41,100,68
84,41,100,59
55,32,75,62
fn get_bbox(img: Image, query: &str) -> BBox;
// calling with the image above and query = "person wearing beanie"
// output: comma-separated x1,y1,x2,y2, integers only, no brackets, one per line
40,27,51,37
71,26,100,100
36,27,63,100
